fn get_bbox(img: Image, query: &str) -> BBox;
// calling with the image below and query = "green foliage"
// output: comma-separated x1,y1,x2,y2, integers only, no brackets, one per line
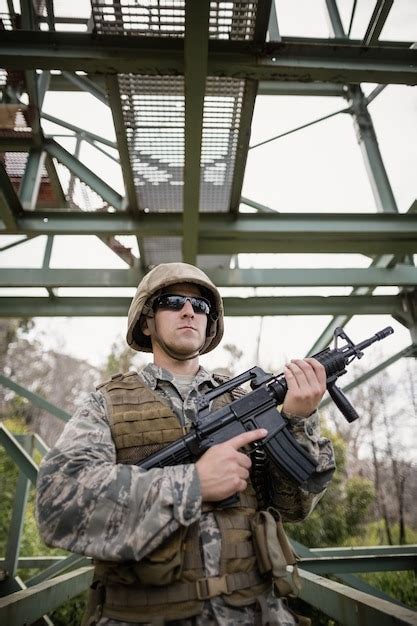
360,571,417,609
346,520,417,547
102,340,142,379
50,592,87,625
345,476,375,536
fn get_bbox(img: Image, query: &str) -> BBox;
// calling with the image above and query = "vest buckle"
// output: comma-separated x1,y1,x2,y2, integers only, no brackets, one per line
196,575,229,600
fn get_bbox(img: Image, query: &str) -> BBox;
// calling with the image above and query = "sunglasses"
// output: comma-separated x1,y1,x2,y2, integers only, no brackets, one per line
153,294,211,315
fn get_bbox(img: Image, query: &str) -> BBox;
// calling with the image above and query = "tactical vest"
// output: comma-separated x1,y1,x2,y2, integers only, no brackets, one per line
83,370,270,624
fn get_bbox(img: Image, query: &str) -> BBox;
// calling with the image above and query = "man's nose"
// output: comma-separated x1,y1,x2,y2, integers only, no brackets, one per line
181,299,195,315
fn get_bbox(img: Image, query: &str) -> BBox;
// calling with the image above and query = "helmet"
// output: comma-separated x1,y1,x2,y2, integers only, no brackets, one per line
126,262,224,355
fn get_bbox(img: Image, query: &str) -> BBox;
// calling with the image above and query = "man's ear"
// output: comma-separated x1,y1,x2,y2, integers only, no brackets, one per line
141,316,151,337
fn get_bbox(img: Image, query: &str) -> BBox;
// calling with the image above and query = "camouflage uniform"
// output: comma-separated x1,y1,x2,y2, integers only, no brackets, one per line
37,362,335,626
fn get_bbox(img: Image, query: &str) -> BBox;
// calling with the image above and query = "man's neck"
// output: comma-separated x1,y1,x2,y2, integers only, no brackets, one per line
152,352,200,376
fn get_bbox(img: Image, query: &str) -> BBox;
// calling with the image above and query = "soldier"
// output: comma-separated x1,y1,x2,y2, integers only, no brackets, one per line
36,262,335,626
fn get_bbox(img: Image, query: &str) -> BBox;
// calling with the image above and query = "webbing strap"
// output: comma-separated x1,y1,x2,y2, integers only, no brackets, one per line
105,570,263,608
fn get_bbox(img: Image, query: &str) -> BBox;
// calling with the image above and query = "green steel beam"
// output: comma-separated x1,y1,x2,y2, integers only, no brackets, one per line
4,436,32,579
96,78,145,265
325,0,346,39
0,566,93,625
311,546,417,558
42,112,117,149
19,64,50,209
1,32,415,85
348,85,399,214
62,70,109,105
0,295,404,317
267,0,280,41
0,425,38,485
292,539,405,606
320,344,417,408
0,557,65,570
18,147,46,210
33,433,50,457
3,266,417,289
249,106,350,150
258,81,346,96
229,0,272,214
42,236,54,269
0,161,23,228
106,75,140,213
26,554,89,588
44,154,68,208
182,0,210,264
47,73,347,96
3,211,417,255
299,554,417,575
298,569,417,625
229,80,258,215
43,138,123,210
363,0,393,47
240,196,278,213
0,236,37,253
0,374,71,422
44,0,56,32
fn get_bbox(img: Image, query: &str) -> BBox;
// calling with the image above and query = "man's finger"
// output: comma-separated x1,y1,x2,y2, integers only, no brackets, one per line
227,428,268,450
305,358,327,386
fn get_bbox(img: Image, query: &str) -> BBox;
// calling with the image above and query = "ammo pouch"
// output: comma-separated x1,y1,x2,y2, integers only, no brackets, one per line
250,508,301,597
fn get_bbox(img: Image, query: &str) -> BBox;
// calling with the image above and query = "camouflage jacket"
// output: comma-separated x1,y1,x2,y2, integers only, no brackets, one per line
36,364,335,626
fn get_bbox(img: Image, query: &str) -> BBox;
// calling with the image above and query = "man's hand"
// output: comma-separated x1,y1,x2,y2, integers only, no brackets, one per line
282,357,326,418
195,428,267,502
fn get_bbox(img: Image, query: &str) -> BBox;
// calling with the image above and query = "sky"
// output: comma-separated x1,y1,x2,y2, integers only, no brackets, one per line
0,0,416,381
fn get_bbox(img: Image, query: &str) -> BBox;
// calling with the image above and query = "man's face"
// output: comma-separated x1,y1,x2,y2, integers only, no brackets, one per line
151,283,209,358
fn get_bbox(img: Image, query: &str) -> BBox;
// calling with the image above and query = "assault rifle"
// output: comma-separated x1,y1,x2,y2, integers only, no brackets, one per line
138,327,393,488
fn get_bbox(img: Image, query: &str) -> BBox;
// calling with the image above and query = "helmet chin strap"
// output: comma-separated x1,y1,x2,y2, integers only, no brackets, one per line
146,317,205,361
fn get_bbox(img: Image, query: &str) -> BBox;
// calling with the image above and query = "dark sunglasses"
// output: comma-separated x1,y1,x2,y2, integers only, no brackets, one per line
153,294,211,315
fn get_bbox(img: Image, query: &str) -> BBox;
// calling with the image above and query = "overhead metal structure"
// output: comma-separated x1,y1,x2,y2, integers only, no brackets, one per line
1,3,417,622
0,1,416,338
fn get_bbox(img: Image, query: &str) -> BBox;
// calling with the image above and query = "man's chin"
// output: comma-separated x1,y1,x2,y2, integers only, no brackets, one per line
167,340,202,356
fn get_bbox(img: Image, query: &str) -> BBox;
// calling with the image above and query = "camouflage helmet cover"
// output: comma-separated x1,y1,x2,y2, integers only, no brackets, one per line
126,262,224,354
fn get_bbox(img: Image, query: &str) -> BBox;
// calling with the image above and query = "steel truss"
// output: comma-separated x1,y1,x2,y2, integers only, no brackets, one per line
0,1,417,622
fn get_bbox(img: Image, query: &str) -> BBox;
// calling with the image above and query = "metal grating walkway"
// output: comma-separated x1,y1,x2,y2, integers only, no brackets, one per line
92,0,259,40
117,74,247,213
90,0,266,265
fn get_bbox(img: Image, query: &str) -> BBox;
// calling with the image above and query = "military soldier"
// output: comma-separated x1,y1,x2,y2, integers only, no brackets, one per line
36,262,335,625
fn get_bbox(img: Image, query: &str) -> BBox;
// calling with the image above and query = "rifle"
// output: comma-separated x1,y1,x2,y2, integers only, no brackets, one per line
138,327,393,490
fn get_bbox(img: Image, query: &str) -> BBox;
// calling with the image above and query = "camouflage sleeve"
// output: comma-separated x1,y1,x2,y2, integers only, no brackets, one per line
268,410,335,522
36,391,202,562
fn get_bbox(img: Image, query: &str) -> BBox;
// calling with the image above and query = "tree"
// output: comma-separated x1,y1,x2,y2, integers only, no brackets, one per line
324,357,417,545
102,338,146,380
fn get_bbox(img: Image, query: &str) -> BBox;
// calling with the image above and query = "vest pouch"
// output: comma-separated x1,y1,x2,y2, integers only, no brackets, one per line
250,509,300,597
130,525,187,586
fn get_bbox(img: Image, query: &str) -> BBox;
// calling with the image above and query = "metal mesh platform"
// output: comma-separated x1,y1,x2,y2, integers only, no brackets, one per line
117,74,247,213
92,0,259,40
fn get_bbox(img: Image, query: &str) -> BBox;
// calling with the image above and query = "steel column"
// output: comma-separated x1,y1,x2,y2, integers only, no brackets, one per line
182,0,210,264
